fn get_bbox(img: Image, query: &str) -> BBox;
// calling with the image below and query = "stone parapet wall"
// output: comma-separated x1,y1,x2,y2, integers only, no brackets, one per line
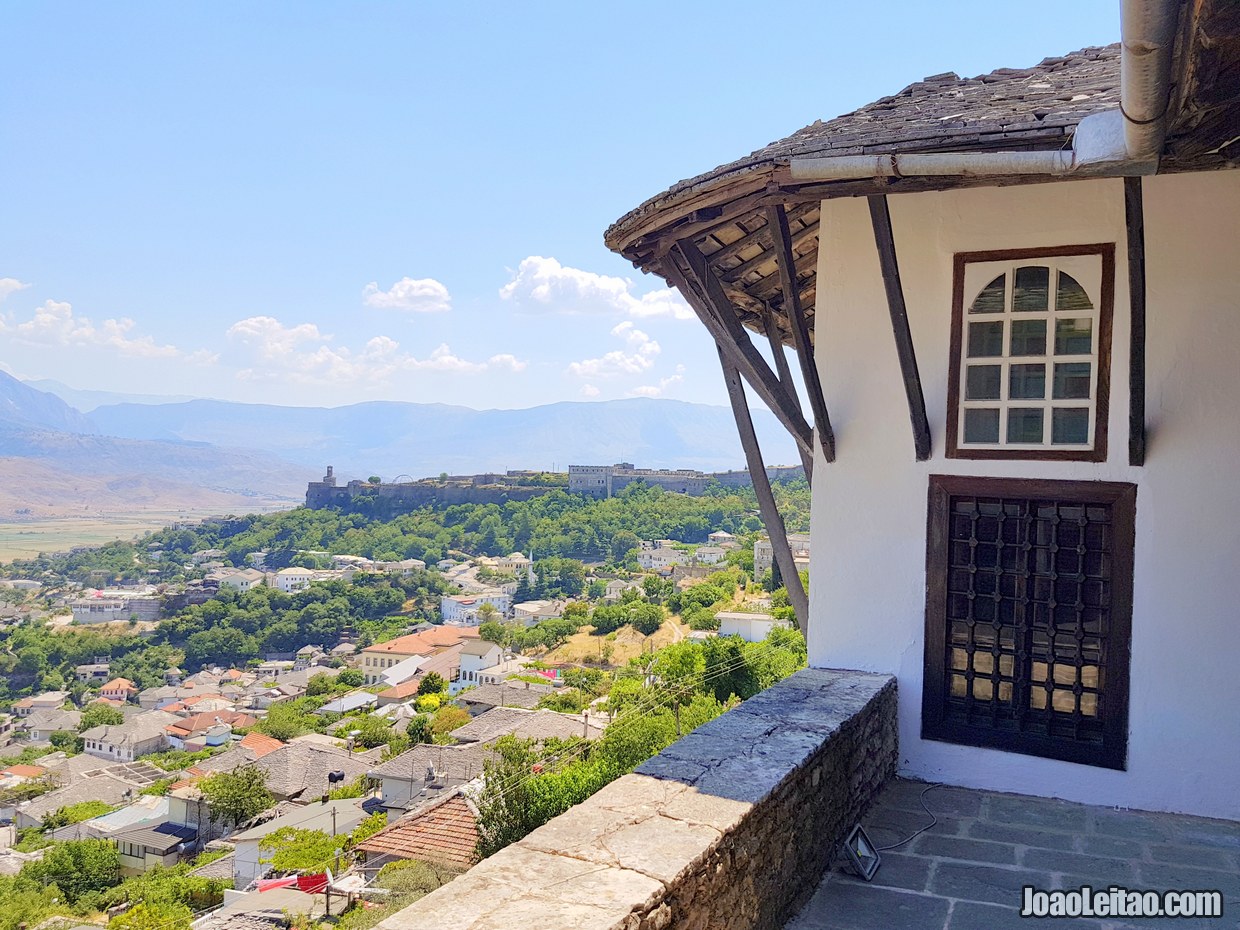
378,668,898,930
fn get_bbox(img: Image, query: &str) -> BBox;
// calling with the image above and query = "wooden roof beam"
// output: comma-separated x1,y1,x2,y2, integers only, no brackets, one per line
664,240,814,458
717,344,810,632
868,195,932,460
767,204,836,464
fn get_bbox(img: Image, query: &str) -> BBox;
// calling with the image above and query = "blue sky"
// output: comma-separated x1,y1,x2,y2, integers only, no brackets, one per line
0,2,1119,410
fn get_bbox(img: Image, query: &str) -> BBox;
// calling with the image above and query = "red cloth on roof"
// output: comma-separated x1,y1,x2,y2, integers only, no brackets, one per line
255,877,297,892
297,873,328,894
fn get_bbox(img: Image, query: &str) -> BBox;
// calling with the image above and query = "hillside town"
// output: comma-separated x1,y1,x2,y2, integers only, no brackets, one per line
0,486,808,927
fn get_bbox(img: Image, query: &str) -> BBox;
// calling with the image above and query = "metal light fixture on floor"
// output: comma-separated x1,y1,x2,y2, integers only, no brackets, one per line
842,824,881,881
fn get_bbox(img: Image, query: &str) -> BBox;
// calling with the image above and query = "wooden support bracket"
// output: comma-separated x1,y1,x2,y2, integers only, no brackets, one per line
868,195,932,461
717,345,810,632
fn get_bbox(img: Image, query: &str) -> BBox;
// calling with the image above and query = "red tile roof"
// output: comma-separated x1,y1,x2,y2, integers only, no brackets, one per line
377,680,423,701
101,678,137,692
363,626,479,657
239,732,285,758
165,710,257,737
357,791,479,869
3,764,46,778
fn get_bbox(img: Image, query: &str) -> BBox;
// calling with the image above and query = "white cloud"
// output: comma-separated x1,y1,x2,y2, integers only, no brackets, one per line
226,316,525,384
499,255,692,320
362,277,452,313
629,375,684,398
579,384,600,398
0,278,30,303
566,320,662,378
1,299,183,359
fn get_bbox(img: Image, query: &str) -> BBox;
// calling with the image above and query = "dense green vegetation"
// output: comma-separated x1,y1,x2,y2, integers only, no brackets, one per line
474,626,807,857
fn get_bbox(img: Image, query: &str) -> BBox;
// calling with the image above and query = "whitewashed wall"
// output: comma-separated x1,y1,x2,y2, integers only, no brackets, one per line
808,172,1240,820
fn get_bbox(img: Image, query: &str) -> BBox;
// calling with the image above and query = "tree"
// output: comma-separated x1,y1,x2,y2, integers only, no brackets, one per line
49,730,83,753
405,714,432,744
479,620,507,645
42,800,115,830
22,838,120,904
342,714,394,750
253,702,313,741
430,705,471,741
336,668,364,687
108,901,193,930
200,766,274,827
418,672,446,695
79,703,126,731
476,602,501,624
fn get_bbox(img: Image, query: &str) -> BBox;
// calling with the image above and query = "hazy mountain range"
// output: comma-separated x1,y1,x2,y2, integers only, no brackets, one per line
0,373,796,517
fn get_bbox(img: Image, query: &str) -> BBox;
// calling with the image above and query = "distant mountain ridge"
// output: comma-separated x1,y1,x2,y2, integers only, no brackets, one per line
86,396,798,478
1,371,797,511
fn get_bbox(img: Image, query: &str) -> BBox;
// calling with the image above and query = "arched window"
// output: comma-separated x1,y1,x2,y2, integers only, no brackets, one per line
949,246,1114,461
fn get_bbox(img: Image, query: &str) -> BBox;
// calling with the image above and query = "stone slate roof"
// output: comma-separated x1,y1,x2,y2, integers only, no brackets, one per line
448,707,602,745
357,789,479,869
187,849,235,880
370,743,495,783
607,46,1122,252
456,681,555,712
243,742,372,800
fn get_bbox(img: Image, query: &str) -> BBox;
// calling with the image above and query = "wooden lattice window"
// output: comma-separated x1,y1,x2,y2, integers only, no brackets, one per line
947,245,1114,461
922,476,1134,770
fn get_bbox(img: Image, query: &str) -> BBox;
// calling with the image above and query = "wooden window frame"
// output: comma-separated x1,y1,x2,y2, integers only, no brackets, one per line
922,475,1135,770
946,244,1115,462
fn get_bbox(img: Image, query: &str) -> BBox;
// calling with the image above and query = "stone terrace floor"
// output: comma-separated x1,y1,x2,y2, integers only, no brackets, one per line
787,777,1240,930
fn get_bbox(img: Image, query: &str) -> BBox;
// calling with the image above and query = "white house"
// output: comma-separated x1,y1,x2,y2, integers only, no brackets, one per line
603,579,643,602
440,591,509,625
81,711,178,762
753,534,810,578
512,600,563,625
606,24,1240,822
694,546,727,565
273,567,314,593
715,611,789,643
708,531,739,548
457,640,504,686
636,548,687,571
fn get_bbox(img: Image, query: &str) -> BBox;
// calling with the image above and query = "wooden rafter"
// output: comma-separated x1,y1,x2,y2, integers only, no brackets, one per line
767,204,836,464
718,220,820,283
763,310,814,481
1124,176,1147,466
706,203,817,267
868,195,932,461
717,345,810,632
664,240,814,457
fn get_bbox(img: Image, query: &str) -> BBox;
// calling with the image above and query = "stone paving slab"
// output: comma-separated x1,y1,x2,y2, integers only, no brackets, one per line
785,776,1240,930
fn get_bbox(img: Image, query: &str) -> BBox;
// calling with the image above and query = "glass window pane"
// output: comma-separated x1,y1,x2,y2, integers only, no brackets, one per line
1009,364,1046,400
1053,362,1092,399
1007,408,1044,444
1013,266,1050,311
963,408,1000,444
1056,271,1093,311
1055,318,1093,355
968,321,1004,358
1052,408,1090,444
966,365,1001,400
1010,319,1047,356
970,274,1006,314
